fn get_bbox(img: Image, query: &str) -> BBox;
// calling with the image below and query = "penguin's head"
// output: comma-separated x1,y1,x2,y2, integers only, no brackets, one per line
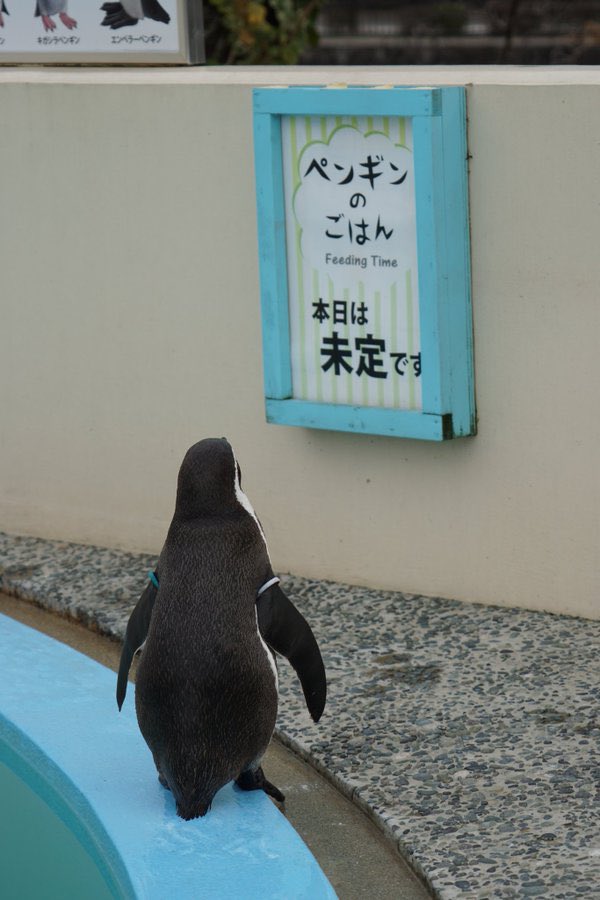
175,437,240,519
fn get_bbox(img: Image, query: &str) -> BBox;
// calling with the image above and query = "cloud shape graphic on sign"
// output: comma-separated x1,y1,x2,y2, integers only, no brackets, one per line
292,125,417,289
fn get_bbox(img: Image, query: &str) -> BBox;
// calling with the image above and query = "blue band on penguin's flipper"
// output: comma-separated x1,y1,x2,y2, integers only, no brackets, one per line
148,570,159,589
257,575,280,597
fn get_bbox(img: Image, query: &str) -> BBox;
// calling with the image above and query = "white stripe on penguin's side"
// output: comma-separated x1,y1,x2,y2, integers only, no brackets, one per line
256,608,279,691
232,449,278,691
232,451,269,553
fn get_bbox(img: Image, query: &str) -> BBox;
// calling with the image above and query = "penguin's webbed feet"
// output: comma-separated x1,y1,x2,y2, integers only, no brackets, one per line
235,766,285,805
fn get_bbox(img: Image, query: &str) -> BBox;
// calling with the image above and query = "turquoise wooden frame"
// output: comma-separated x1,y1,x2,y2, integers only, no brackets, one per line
253,86,475,440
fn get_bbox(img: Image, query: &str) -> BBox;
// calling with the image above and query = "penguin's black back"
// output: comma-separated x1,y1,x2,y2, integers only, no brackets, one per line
134,439,277,819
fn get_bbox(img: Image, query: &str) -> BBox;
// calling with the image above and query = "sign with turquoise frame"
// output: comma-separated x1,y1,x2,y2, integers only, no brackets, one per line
253,86,475,440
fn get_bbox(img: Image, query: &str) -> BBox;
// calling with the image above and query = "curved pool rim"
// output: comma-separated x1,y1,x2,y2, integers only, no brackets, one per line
0,613,336,899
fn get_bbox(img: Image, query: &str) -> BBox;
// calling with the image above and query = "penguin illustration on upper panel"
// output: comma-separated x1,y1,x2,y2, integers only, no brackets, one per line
0,3,8,27
35,0,77,31
100,0,170,29
117,438,326,820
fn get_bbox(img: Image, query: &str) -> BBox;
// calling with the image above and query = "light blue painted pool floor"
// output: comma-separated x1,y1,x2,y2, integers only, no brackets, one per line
1,531,599,899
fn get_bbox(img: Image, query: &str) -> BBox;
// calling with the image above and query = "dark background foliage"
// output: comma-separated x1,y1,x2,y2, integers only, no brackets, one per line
203,0,600,65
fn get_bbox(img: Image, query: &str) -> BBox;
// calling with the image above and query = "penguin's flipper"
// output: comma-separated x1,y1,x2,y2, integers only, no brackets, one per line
235,766,285,804
256,583,326,723
116,576,158,710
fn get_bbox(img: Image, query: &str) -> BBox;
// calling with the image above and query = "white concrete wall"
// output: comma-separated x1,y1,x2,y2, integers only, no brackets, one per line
1,67,598,619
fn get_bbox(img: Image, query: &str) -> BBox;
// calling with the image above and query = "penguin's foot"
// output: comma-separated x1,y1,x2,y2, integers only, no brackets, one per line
235,766,285,805
59,12,77,29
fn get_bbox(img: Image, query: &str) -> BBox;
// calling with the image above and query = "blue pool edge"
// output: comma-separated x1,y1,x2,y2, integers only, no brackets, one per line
0,613,338,900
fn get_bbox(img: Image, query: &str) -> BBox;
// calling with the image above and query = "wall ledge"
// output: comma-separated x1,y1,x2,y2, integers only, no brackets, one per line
0,64,599,87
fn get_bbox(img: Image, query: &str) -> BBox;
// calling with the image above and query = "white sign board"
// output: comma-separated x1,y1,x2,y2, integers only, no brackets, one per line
0,0,202,62
281,114,422,412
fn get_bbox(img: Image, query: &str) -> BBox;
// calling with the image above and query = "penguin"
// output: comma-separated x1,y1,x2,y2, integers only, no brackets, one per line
117,438,326,820
100,0,170,30
35,0,77,31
